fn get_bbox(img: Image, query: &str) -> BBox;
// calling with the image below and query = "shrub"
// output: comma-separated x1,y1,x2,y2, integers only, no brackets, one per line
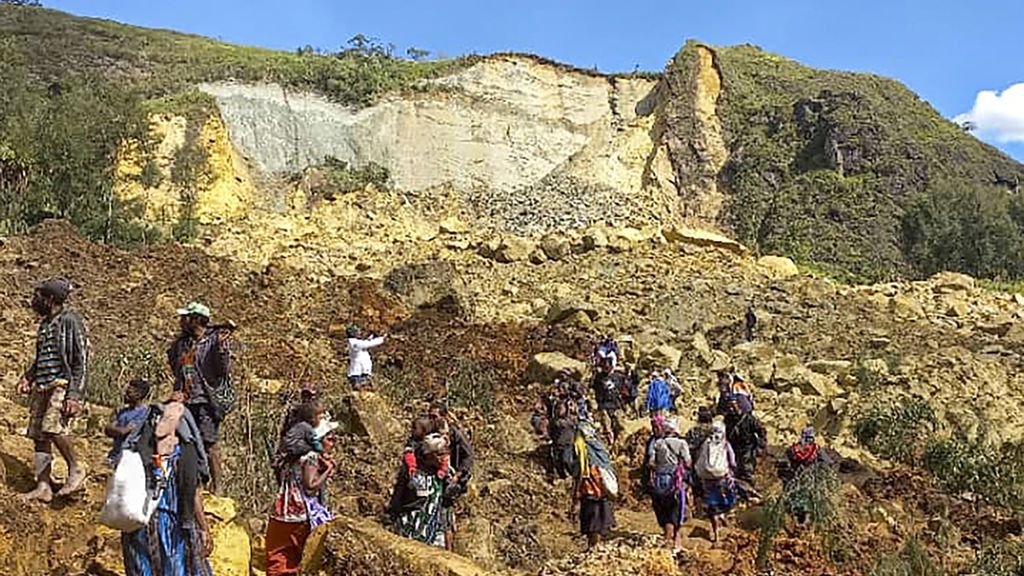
967,540,1024,576
869,537,941,576
88,345,168,408
853,397,936,464
757,464,843,569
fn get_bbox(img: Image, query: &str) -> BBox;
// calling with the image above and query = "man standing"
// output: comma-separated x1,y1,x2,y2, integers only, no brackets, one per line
428,401,474,551
17,277,89,502
168,301,231,495
724,397,767,487
591,359,625,447
346,325,385,390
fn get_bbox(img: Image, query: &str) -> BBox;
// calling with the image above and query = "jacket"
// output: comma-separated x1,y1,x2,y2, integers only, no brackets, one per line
25,308,89,401
347,336,385,377
167,328,231,404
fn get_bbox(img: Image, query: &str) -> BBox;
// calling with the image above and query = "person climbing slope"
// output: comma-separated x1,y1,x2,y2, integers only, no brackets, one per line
572,422,617,549
724,396,767,487
695,418,738,543
642,415,691,552
17,276,89,502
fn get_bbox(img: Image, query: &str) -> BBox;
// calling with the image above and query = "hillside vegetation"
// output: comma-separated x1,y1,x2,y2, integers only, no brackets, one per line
666,42,1024,282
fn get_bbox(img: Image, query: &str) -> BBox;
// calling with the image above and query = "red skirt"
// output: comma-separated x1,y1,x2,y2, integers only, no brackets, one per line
265,518,311,576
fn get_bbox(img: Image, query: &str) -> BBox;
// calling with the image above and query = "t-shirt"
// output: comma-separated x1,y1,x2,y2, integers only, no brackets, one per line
648,436,691,472
34,319,65,389
107,405,149,466
271,451,320,523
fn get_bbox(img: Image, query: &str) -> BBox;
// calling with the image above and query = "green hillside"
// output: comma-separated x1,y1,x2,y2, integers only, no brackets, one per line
666,42,1024,282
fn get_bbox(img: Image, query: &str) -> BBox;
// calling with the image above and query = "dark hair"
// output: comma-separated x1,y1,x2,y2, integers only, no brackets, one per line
128,379,152,400
697,406,713,424
429,401,448,417
192,314,210,326
412,415,435,435
295,400,321,425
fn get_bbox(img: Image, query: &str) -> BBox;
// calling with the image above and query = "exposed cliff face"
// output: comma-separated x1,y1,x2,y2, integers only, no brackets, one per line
200,56,679,235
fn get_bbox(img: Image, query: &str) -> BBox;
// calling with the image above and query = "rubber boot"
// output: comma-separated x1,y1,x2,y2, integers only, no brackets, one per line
20,452,53,503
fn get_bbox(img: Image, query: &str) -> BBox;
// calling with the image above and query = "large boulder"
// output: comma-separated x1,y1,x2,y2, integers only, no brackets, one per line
539,234,572,261
929,271,975,294
890,294,926,319
544,300,599,324
383,260,471,317
335,391,404,444
641,344,683,371
807,360,853,378
205,495,251,576
662,226,749,256
494,235,535,263
526,352,587,383
757,255,800,278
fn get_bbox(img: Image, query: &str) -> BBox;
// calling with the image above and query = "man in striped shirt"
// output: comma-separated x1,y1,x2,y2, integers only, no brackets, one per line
16,277,90,502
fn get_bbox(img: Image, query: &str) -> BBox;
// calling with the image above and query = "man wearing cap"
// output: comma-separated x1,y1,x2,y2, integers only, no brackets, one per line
16,276,89,502
346,325,385,390
167,301,232,494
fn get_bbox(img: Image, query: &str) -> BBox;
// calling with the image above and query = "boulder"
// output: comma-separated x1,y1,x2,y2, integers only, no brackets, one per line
807,360,853,378
757,255,800,278
335,391,404,444
205,495,251,576
539,234,572,261
929,271,975,293
890,295,926,319
581,228,609,251
526,352,587,383
545,300,598,324
641,344,683,371
383,260,470,317
689,332,715,366
662,226,749,256
1003,323,1024,345
438,216,469,235
494,235,535,263
942,295,970,318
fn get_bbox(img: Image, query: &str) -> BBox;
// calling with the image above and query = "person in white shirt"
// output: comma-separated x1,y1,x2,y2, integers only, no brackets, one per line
346,325,385,390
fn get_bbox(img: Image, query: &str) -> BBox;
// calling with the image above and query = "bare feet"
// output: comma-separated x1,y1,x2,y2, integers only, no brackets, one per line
20,482,53,503
56,466,86,497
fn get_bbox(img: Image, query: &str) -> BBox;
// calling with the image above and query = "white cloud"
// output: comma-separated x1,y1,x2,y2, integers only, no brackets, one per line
954,83,1024,143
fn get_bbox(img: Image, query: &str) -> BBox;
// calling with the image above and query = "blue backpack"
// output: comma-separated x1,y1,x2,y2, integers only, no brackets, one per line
646,378,673,413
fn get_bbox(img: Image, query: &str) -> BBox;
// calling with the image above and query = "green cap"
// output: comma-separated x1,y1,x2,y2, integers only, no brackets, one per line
176,301,211,318
346,324,359,337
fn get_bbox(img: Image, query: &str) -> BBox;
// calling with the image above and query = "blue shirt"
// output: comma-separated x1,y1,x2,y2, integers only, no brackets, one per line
107,405,149,467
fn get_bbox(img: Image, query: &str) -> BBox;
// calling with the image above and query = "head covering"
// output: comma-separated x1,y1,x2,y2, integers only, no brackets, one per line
651,413,666,435
800,426,817,447
176,301,211,318
36,276,71,303
421,432,448,455
664,418,680,435
710,417,726,444
346,324,359,338
732,374,745,383
313,414,339,440
299,381,320,400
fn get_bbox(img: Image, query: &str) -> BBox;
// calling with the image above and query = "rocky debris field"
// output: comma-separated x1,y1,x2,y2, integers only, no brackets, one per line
0,220,1023,575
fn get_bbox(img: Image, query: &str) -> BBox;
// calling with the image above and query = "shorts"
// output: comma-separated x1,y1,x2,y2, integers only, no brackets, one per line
27,386,69,440
652,493,684,527
348,374,371,389
187,402,221,445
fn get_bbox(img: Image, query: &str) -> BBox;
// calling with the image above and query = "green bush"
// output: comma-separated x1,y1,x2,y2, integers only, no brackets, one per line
923,433,1024,511
88,345,168,408
757,464,843,569
869,537,941,576
853,397,936,464
967,540,1024,576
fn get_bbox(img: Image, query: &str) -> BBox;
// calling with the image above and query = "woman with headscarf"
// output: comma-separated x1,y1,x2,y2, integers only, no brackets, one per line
780,427,829,523
643,415,691,552
119,402,214,576
389,433,450,548
265,411,338,576
695,418,738,543
572,421,616,548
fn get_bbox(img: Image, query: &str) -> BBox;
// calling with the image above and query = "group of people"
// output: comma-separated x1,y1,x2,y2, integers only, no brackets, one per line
16,278,232,575
385,401,474,551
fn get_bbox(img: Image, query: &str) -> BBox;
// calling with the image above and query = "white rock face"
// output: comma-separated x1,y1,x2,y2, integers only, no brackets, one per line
201,55,676,234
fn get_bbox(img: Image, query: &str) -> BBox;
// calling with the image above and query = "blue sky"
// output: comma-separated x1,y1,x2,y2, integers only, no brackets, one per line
46,0,1024,161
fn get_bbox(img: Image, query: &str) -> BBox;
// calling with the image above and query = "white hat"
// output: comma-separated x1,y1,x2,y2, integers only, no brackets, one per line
313,413,340,440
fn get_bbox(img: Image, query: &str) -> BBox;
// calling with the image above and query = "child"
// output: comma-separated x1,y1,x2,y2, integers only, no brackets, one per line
402,416,449,478
105,379,152,467
274,401,324,475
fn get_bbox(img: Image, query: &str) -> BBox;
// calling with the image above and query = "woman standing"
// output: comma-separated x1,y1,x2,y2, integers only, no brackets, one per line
643,416,691,552
265,407,338,576
573,422,616,549
695,418,738,543
120,402,214,576
389,433,450,548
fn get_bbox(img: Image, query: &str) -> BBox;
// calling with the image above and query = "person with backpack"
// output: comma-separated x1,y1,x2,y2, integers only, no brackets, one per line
592,335,620,370
16,277,89,502
167,301,233,495
388,433,450,548
715,370,753,415
645,371,674,416
684,406,715,508
779,427,832,524
642,415,691,552
572,421,617,549
266,409,338,576
548,399,578,480
724,396,767,487
118,401,214,576
428,401,474,551
592,359,625,447
695,418,738,543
